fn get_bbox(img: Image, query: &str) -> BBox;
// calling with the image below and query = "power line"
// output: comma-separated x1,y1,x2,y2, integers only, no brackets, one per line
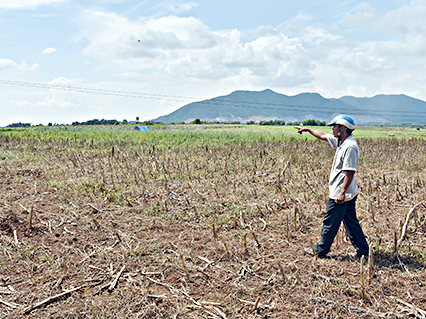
0,78,423,118
0,79,197,103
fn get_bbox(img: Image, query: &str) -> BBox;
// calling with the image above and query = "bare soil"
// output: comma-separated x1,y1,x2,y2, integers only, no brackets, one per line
0,135,425,318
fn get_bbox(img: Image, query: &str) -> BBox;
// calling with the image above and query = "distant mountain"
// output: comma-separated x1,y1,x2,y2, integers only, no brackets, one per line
339,94,426,123
153,89,426,124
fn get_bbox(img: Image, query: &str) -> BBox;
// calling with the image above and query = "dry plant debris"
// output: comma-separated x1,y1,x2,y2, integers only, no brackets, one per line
0,129,425,318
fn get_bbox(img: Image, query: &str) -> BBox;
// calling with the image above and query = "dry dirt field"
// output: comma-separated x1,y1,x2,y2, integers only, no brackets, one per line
0,127,425,318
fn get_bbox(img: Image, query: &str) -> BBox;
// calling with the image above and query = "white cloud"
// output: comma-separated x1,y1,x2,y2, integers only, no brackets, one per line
49,77,74,85
114,72,141,78
341,0,426,41
0,58,40,71
0,58,18,69
4,96,82,126
165,1,198,14
10,96,77,109
78,9,317,87
42,47,57,54
341,2,376,28
379,0,426,36
0,0,66,9
73,5,426,100
25,62,41,71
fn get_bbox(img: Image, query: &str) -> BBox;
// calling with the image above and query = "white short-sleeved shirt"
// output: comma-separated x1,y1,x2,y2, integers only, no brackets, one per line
326,134,359,200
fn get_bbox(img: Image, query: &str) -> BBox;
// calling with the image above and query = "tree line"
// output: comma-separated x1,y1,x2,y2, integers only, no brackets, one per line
187,119,326,126
6,118,352,127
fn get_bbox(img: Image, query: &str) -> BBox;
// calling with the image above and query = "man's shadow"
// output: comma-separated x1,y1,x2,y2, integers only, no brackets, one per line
330,250,425,273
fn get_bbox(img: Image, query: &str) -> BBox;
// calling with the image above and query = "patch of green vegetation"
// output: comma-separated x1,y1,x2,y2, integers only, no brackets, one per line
43,255,55,262
17,245,40,260
405,250,426,263
214,217,230,226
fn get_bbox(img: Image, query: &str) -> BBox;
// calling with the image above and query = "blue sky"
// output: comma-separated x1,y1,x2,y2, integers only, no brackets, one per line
0,0,424,125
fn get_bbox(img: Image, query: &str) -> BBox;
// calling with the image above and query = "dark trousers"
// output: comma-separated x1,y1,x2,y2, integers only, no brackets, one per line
314,196,369,257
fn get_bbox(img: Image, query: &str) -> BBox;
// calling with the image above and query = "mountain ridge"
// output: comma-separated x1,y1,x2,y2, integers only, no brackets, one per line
153,89,426,124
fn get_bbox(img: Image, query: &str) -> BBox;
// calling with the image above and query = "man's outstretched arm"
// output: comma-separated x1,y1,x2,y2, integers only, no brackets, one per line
294,126,328,141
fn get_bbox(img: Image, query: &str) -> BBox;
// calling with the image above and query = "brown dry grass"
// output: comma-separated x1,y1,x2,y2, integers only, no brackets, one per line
0,130,425,318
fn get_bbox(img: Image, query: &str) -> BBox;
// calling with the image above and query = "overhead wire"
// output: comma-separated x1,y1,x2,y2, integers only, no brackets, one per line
0,78,423,119
0,79,194,103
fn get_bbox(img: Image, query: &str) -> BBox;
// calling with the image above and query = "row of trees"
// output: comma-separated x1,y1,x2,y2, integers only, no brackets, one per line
6,119,139,127
187,119,326,126
258,120,286,126
187,119,241,125
257,119,326,126
6,122,32,128
71,119,119,126
12,118,394,127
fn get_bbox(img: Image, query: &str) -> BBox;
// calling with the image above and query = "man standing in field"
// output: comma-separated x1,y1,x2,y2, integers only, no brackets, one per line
294,114,369,258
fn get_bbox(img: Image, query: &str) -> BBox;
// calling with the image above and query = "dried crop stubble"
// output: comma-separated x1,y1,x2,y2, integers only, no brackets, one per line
0,130,425,318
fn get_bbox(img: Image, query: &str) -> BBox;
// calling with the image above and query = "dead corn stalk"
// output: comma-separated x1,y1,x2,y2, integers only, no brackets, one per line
368,244,374,283
23,286,81,314
286,211,289,239
170,242,190,280
221,236,232,258
252,297,261,312
20,204,38,229
109,265,126,292
0,298,21,309
391,296,426,317
392,233,399,259
252,231,260,248
397,202,424,248
91,211,99,228
196,267,210,279
276,261,285,280
13,230,19,246
243,233,248,254
281,160,290,178
293,205,298,231
29,205,34,229
238,298,272,310
367,198,374,221
360,256,365,300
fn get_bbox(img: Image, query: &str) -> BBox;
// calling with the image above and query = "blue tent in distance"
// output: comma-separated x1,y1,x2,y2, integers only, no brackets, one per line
134,126,150,131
